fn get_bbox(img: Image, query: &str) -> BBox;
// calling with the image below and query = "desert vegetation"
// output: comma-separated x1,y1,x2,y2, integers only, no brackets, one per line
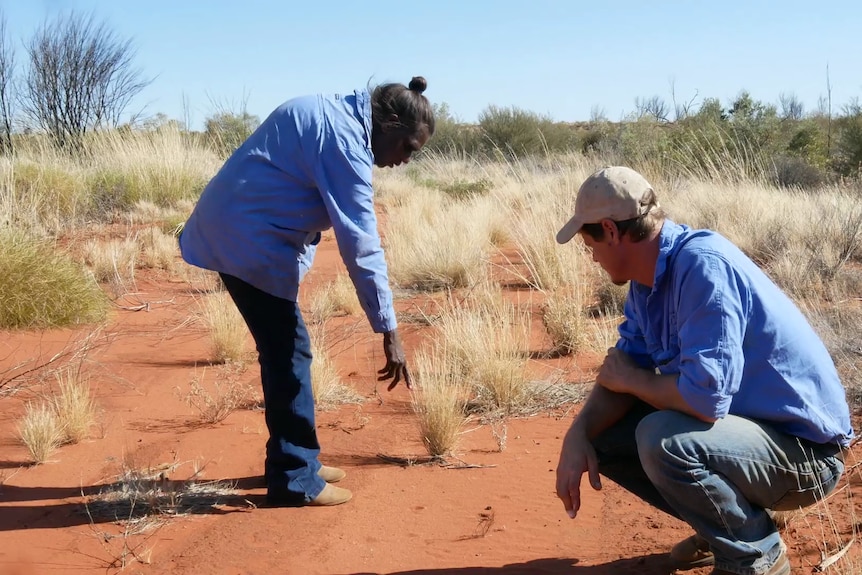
0,7,860,573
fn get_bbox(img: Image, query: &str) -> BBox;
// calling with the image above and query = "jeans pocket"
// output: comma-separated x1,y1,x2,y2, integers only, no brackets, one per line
770,459,843,511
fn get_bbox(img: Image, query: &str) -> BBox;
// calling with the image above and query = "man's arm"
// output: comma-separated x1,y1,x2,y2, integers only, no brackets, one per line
596,348,717,423
556,382,637,519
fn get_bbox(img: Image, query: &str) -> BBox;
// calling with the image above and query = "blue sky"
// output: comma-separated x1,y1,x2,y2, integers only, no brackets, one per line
3,0,861,128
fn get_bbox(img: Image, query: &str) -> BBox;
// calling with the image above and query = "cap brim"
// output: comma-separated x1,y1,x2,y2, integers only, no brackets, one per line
556,215,584,244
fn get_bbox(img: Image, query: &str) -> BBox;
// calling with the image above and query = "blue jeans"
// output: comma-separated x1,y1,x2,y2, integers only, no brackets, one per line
594,403,845,575
220,274,326,503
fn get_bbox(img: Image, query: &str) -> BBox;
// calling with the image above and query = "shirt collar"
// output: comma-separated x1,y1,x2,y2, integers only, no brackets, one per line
355,90,372,149
650,220,686,290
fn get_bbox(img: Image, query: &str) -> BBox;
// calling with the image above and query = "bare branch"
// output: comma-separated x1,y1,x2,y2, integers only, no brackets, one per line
0,10,15,154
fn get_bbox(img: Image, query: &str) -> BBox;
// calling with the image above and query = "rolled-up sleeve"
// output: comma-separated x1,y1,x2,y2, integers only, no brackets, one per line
675,250,746,420
312,145,397,333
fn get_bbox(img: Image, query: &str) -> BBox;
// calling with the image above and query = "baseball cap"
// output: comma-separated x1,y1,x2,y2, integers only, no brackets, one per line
556,166,658,244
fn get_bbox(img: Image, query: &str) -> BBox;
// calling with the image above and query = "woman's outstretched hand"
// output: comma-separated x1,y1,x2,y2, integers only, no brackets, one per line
379,329,412,390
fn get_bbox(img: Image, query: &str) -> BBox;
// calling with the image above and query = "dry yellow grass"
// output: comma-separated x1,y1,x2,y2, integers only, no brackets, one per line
383,189,491,290
18,402,64,464
53,367,97,444
184,362,256,424
308,323,362,409
411,345,469,457
200,292,248,363
83,237,139,285
307,273,362,324
139,226,179,271
432,287,530,414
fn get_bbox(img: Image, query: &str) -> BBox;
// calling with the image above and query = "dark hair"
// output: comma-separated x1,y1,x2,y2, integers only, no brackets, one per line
371,76,435,136
581,205,666,243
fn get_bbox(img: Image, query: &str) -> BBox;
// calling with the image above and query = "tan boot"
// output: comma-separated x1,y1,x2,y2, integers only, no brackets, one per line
670,534,714,570
711,547,790,575
318,465,346,483
309,483,352,506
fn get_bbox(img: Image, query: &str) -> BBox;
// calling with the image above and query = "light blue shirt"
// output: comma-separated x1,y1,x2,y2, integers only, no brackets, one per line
179,90,397,333
617,220,854,447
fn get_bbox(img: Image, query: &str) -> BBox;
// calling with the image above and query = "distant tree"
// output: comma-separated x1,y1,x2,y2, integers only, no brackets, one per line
778,92,804,121
0,11,14,154
21,12,151,151
634,95,669,122
695,98,727,122
204,110,260,157
669,79,698,121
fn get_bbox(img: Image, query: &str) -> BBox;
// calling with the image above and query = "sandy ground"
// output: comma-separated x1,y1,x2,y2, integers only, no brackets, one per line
0,232,860,575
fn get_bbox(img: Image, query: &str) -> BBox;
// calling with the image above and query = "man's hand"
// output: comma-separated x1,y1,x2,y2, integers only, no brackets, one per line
596,347,641,394
378,329,412,390
556,424,602,519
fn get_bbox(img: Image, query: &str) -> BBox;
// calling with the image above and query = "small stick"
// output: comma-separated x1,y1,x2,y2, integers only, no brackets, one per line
816,538,855,572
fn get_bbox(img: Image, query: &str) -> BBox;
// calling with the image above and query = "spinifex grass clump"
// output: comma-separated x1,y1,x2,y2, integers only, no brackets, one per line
200,292,248,363
383,190,491,290
432,286,530,414
0,229,107,328
53,367,97,444
411,345,469,457
308,323,362,409
307,273,362,324
18,402,64,464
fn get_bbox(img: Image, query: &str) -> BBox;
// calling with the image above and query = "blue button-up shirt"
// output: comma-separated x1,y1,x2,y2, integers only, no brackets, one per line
617,220,854,447
179,90,397,333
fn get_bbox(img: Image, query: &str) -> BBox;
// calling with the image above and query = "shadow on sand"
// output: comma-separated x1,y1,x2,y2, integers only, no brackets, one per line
335,555,674,575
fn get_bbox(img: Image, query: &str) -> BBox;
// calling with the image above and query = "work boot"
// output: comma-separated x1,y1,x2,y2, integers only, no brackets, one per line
318,465,346,483
265,483,353,507
670,533,714,570
711,547,790,575
308,483,353,506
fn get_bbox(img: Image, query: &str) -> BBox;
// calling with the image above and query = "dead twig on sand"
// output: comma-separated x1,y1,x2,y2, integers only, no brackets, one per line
816,537,855,572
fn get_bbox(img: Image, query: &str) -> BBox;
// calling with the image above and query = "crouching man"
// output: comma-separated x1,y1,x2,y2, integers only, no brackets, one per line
554,166,853,575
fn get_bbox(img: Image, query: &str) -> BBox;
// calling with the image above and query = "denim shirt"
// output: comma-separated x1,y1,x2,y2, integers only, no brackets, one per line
179,90,397,333
617,220,854,447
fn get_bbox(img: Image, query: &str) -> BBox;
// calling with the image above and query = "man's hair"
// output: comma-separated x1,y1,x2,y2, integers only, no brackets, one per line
580,202,666,243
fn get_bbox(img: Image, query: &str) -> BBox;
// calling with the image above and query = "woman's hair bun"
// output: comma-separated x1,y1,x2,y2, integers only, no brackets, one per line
408,76,427,94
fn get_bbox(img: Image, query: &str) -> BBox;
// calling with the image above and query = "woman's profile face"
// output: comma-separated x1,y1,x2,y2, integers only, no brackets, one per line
372,123,430,168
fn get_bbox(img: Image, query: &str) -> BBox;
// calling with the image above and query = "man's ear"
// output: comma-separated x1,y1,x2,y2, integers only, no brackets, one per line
600,219,619,244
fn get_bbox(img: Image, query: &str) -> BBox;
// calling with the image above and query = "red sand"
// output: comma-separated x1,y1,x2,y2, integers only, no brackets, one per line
1,232,859,575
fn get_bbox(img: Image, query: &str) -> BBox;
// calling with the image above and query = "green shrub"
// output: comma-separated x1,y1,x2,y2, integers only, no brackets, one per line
10,162,90,223
835,112,862,176
478,105,577,157
440,178,493,200
0,230,108,328
205,111,260,158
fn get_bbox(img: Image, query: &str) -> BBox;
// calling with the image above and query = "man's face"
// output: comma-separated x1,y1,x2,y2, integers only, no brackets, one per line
580,227,628,286
372,124,431,168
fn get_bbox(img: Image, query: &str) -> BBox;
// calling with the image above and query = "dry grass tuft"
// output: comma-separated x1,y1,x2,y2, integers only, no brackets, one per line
411,345,469,457
53,366,97,444
83,237,139,285
86,459,242,531
199,292,248,363
542,290,588,356
309,323,363,409
307,273,362,324
432,289,530,414
18,402,64,464
139,227,178,271
384,190,491,290
184,362,256,424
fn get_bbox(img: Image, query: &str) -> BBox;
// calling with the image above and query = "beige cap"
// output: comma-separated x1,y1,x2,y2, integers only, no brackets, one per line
556,166,657,244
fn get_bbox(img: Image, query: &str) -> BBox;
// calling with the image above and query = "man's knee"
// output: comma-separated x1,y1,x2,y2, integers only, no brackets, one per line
635,410,708,473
